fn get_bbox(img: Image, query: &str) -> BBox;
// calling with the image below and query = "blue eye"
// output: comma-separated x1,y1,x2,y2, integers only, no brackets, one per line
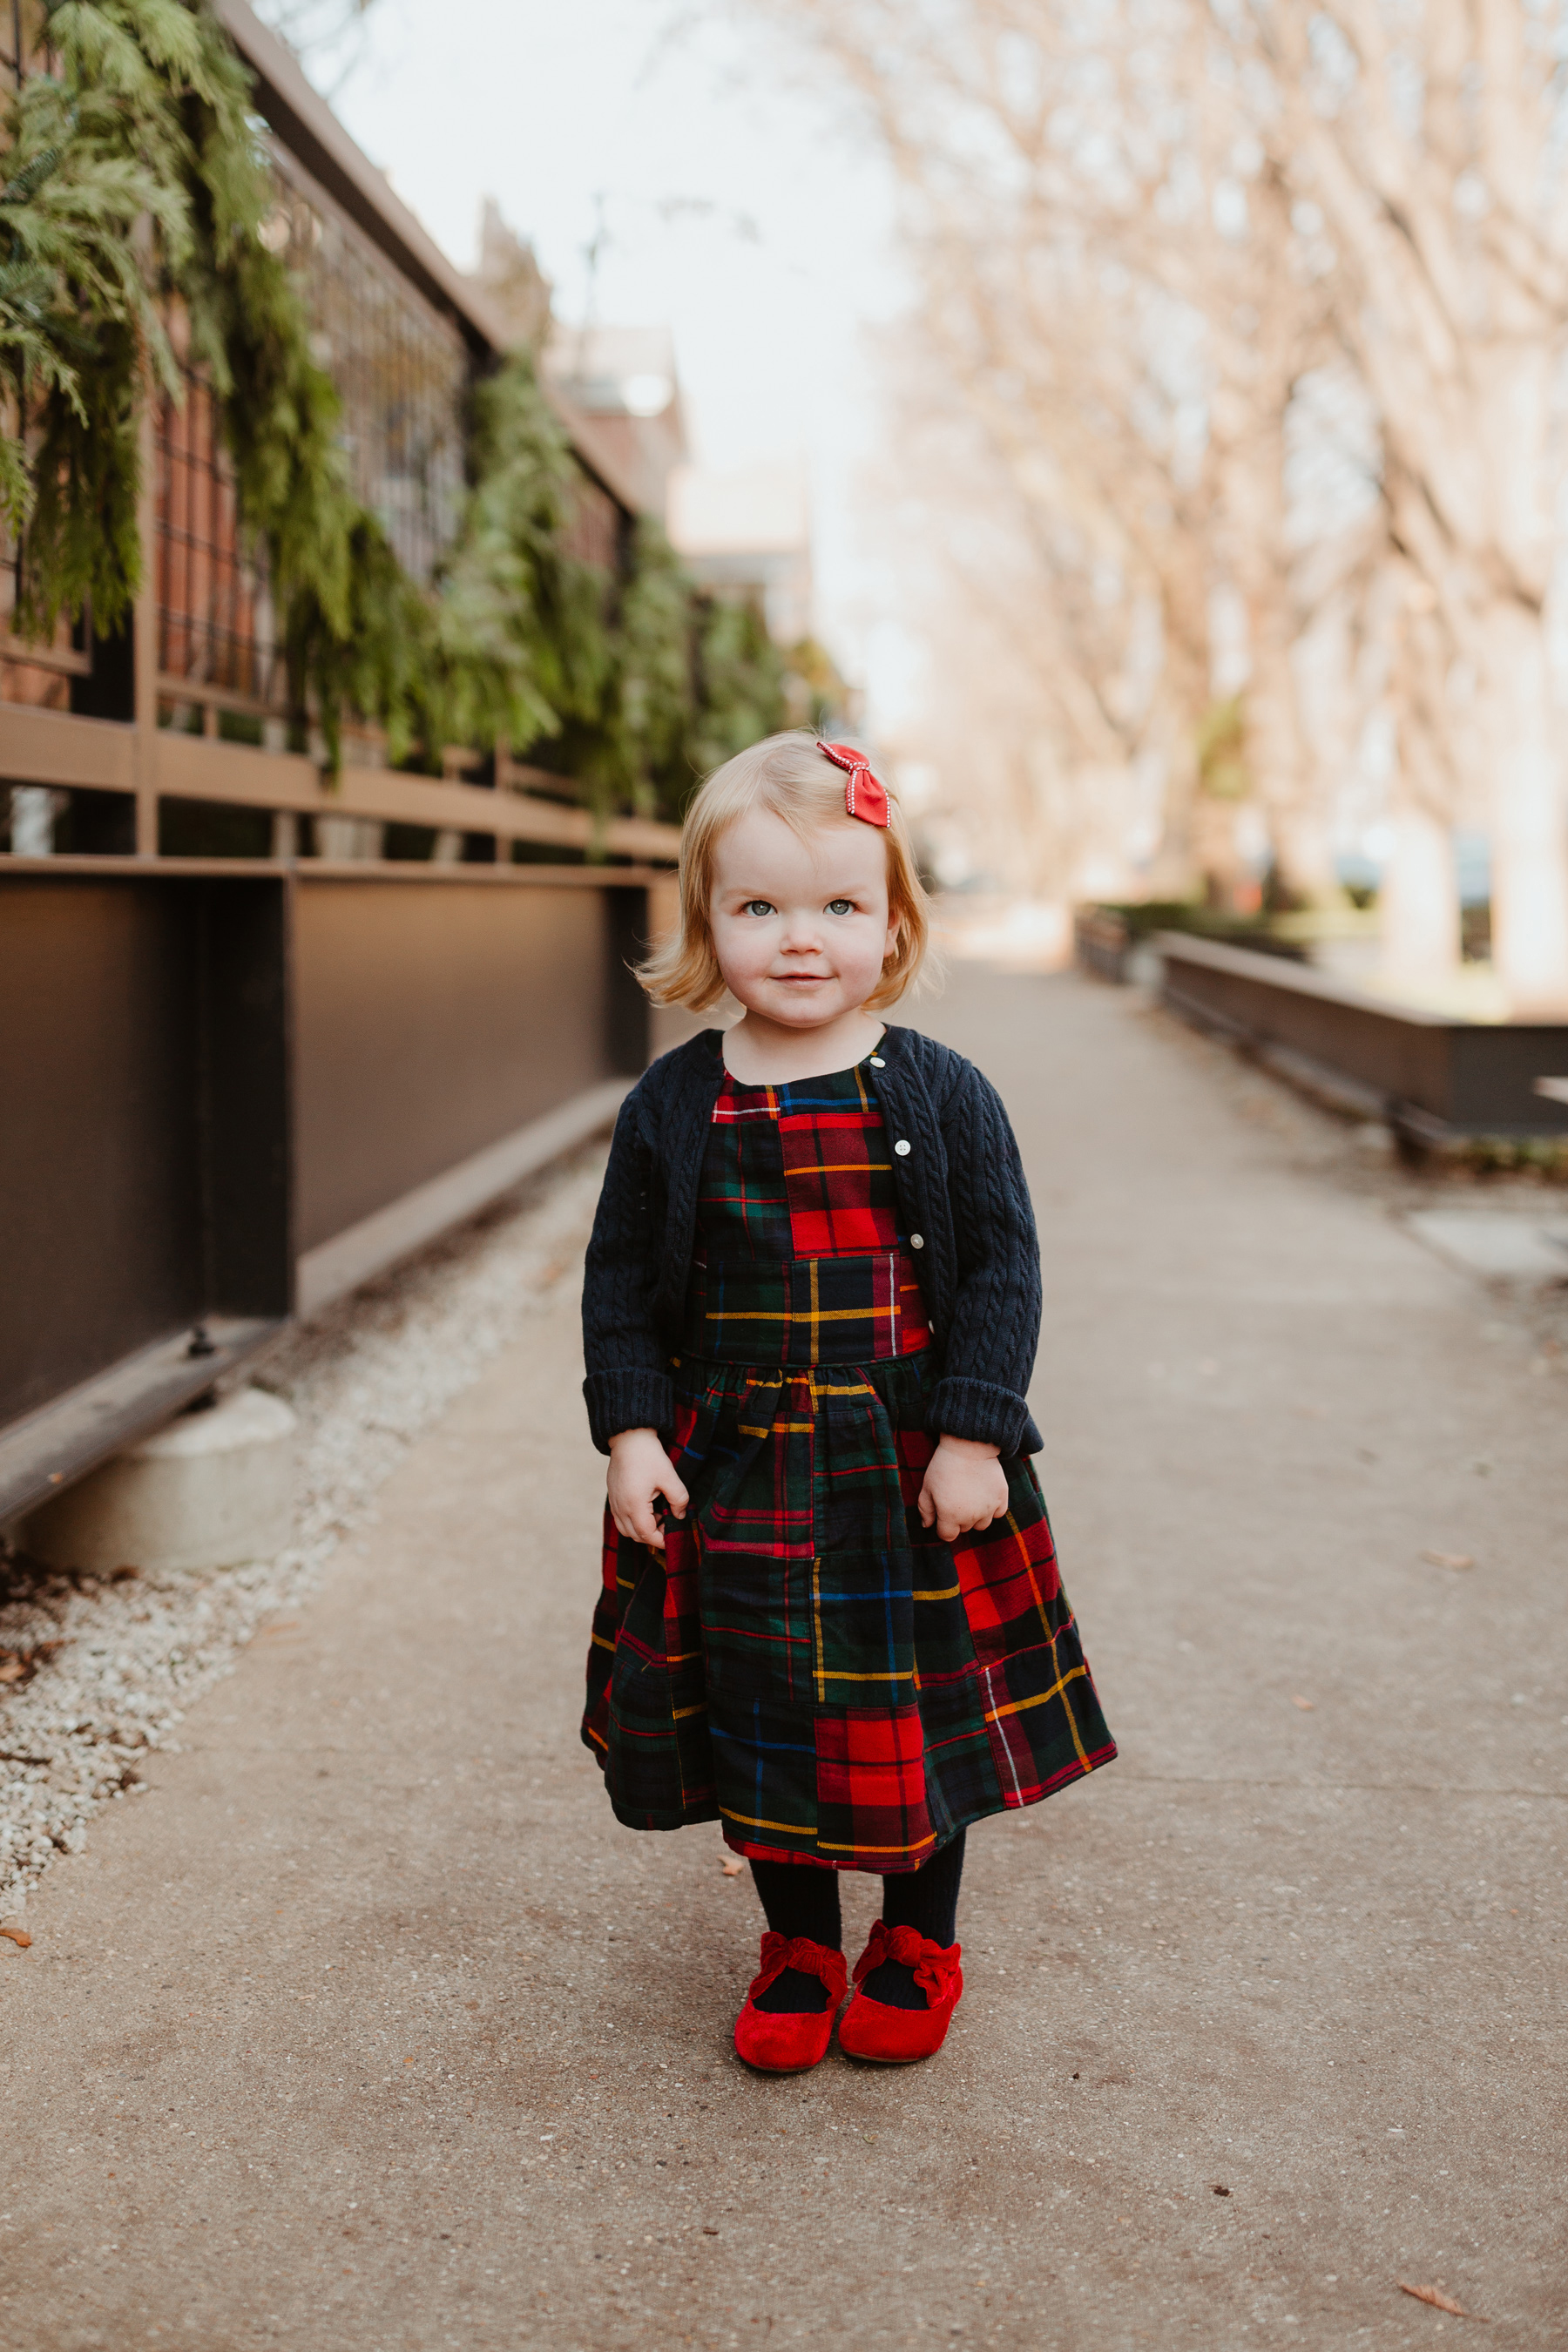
826,898,854,916
744,899,774,917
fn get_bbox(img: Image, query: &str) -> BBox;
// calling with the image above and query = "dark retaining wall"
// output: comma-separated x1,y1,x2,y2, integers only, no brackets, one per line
1156,933,1568,1145
0,862,650,1521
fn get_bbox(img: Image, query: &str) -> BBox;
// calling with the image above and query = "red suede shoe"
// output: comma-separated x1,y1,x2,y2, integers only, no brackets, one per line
837,1921,963,2065
733,1932,848,2073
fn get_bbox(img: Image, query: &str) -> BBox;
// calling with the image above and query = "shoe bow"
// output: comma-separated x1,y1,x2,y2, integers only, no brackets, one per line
851,1919,962,2004
747,1931,848,2005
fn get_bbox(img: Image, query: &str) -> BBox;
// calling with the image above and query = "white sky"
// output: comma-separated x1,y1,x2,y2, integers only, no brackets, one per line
280,0,912,702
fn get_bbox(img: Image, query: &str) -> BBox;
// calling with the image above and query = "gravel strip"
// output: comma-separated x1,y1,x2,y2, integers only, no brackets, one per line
0,1144,606,1923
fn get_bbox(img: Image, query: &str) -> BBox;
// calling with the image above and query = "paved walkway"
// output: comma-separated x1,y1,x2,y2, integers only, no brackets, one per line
3,969,1565,2351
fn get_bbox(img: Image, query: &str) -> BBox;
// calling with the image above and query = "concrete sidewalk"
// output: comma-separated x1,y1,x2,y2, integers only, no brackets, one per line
3,968,1565,2351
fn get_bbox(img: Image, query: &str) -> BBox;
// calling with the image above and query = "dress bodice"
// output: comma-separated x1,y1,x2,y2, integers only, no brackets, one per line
683,1061,929,1364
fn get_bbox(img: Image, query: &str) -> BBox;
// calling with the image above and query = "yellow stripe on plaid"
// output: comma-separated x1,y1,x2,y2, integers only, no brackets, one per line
699,1305,899,1325
985,1657,1093,1755
816,1834,938,1856
720,1808,819,1835
764,1157,893,1176
736,1371,878,1400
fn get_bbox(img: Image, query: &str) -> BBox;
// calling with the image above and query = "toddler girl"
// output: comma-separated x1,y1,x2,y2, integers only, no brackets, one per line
581,731,1115,2071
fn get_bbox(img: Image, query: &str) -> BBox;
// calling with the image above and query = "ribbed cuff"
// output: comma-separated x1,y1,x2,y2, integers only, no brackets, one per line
584,1369,676,1456
928,1375,1042,1457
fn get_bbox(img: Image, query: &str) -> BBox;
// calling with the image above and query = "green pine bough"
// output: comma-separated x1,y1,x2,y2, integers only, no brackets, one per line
0,0,788,821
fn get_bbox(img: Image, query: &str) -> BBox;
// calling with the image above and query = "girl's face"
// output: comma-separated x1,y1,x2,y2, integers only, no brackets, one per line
708,806,899,1031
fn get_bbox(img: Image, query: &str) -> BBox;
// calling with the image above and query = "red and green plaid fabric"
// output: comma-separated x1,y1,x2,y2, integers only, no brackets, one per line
683,1065,929,1364
581,1064,1115,1869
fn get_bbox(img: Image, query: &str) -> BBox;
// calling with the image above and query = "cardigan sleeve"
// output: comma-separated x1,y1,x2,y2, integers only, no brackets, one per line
581,1085,675,1454
929,1064,1044,1456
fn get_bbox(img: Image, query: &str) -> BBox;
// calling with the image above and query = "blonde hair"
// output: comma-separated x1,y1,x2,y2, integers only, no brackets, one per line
639,730,933,1012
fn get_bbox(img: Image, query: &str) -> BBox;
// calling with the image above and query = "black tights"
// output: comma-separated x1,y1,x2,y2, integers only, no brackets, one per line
748,1832,966,2013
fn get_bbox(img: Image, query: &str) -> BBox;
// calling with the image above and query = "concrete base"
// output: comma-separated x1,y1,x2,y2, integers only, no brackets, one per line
1407,1207,1568,1283
22,1385,295,1573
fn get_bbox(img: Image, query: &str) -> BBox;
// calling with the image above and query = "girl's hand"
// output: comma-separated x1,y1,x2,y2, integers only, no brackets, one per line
607,1427,690,1552
917,1435,1008,1545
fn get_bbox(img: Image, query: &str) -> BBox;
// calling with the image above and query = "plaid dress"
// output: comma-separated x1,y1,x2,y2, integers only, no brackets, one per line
582,1057,1115,1869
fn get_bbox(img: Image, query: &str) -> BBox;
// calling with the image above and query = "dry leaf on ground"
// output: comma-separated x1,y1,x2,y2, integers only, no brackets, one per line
1422,1551,1475,1571
1291,1695,1315,1710
720,1855,744,1877
0,1642,64,1688
1399,2281,1487,2320
0,1925,33,1948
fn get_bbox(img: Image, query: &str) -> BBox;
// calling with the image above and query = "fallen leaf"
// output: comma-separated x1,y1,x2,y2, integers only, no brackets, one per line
0,1642,63,1687
1422,1550,1475,1571
720,1855,744,1877
1398,2281,1487,2321
0,1925,32,1949
1292,1695,1315,1711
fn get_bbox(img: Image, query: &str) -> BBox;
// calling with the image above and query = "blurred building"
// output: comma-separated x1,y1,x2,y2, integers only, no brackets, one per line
544,326,689,524
666,460,814,645
470,199,554,353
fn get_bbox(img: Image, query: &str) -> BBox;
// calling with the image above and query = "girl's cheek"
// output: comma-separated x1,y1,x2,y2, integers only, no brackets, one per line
726,926,774,974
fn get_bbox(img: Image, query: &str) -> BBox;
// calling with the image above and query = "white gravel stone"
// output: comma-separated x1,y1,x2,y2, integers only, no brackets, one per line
0,1143,606,1918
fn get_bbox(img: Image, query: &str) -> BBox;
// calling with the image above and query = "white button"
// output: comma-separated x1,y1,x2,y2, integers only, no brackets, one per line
909,1233,924,1249
894,1139,911,1156
869,1055,885,1067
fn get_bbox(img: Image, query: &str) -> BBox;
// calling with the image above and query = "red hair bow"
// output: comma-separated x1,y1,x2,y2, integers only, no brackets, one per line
817,739,890,828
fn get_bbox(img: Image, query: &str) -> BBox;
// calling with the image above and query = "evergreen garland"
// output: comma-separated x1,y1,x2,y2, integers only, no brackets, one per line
0,7,189,628
0,0,790,819
690,593,788,779
614,520,700,811
434,352,612,766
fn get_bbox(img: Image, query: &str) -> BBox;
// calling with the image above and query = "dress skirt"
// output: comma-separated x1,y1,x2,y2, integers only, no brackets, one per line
582,1343,1116,1870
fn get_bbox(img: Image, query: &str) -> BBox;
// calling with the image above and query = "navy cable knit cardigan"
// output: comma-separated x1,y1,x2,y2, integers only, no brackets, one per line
581,1024,1044,1458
